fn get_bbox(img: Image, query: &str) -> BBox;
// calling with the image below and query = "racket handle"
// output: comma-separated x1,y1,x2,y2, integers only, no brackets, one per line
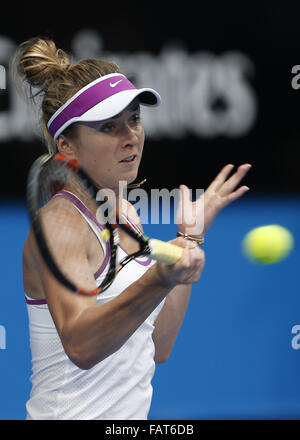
149,239,184,265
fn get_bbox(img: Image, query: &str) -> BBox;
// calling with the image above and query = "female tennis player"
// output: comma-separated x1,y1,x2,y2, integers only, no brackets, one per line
14,38,251,420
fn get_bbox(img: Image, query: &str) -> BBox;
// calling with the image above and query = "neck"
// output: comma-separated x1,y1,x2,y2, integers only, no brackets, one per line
95,182,127,219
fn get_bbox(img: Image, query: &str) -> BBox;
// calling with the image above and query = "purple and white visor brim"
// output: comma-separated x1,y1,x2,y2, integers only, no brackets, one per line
47,73,161,141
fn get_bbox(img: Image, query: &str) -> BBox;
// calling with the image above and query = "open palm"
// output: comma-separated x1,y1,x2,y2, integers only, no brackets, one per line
176,164,252,236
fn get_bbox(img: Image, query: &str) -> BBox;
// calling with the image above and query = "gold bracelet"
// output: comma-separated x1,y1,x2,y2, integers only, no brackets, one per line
176,231,205,245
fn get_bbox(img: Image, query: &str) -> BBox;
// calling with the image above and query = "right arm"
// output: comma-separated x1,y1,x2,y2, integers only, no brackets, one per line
29,200,205,370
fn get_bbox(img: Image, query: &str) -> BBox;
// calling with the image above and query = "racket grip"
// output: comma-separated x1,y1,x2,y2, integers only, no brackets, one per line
149,239,183,265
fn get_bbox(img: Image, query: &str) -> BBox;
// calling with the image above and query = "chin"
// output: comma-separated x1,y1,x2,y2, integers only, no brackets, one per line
124,169,139,185
128,175,138,185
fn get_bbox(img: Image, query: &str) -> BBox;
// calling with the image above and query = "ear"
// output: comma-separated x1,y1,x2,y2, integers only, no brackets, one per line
56,135,76,157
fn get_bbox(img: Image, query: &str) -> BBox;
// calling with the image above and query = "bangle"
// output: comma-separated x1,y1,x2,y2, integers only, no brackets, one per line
176,231,205,245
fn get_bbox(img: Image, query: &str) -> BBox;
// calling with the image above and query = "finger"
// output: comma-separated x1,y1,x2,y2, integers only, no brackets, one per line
170,237,198,269
174,239,195,269
218,164,252,197
206,164,235,194
187,256,205,283
222,185,250,207
177,247,205,284
185,242,204,267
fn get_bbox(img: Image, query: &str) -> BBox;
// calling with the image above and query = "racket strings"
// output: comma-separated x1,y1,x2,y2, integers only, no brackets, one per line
37,159,106,292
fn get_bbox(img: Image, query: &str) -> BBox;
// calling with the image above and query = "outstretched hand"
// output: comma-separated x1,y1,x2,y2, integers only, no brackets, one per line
176,163,252,236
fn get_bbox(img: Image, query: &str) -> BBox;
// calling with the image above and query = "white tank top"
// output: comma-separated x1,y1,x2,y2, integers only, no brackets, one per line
25,190,165,420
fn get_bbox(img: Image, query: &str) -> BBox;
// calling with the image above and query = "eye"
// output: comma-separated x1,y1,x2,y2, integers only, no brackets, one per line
100,122,115,133
131,113,141,124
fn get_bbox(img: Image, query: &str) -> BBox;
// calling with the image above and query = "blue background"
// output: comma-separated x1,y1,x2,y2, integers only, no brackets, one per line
0,194,299,420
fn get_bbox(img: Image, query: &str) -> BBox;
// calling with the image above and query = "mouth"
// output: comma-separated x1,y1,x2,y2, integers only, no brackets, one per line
119,154,137,164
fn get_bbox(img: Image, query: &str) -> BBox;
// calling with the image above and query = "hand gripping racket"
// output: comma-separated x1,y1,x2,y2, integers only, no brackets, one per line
26,152,183,296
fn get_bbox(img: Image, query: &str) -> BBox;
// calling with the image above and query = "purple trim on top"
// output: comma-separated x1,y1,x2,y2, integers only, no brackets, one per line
118,242,152,266
25,297,47,305
48,75,135,139
121,212,143,234
53,190,110,279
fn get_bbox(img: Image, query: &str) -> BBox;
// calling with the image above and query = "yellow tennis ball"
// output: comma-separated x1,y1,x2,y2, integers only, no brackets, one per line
242,224,294,264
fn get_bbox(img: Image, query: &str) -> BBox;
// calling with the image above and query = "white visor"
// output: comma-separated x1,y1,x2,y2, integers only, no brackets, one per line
47,73,161,141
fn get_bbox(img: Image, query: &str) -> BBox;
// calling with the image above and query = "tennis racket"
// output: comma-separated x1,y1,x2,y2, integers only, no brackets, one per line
26,152,183,296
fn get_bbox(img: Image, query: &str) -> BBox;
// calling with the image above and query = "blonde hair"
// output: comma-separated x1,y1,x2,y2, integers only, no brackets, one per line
11,37,122,154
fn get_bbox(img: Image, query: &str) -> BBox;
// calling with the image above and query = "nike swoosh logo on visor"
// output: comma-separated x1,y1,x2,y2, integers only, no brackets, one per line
109,79,123,88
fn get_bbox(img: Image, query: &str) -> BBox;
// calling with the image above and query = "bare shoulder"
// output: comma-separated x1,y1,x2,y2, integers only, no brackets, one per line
33,195,88,241
23,196,93,296
41,195,87,227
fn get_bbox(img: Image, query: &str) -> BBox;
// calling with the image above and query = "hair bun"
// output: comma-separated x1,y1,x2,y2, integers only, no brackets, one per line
11,36,122,155
14,37,71,91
